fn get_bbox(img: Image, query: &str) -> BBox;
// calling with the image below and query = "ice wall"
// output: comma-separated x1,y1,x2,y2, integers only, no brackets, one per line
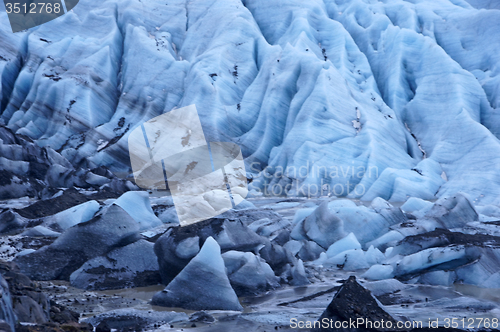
0,0,499,203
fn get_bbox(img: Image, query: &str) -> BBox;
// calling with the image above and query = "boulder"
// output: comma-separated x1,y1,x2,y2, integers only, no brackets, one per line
313,276,397,332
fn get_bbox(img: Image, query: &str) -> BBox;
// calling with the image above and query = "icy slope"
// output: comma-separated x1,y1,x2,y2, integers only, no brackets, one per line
0,0,499,203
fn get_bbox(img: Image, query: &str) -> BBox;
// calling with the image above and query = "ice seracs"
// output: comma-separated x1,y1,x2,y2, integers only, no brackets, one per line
1,0,500,203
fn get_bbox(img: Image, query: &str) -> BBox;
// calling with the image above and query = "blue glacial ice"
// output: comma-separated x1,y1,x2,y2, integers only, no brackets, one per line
326,232,361,258
0,0,499,203
114,191,163,230
151,236,243,311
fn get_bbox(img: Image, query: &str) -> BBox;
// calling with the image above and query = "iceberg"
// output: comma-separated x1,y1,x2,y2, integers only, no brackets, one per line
222,250,279,296
114,191,162,230
326,233,361,258
151,237,243,311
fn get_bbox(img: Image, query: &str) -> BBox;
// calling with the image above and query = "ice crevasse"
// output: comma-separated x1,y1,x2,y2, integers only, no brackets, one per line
0,0,499,203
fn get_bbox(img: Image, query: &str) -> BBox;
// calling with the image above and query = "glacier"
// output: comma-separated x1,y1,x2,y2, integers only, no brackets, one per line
1,2,500,328
0,0,499,204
